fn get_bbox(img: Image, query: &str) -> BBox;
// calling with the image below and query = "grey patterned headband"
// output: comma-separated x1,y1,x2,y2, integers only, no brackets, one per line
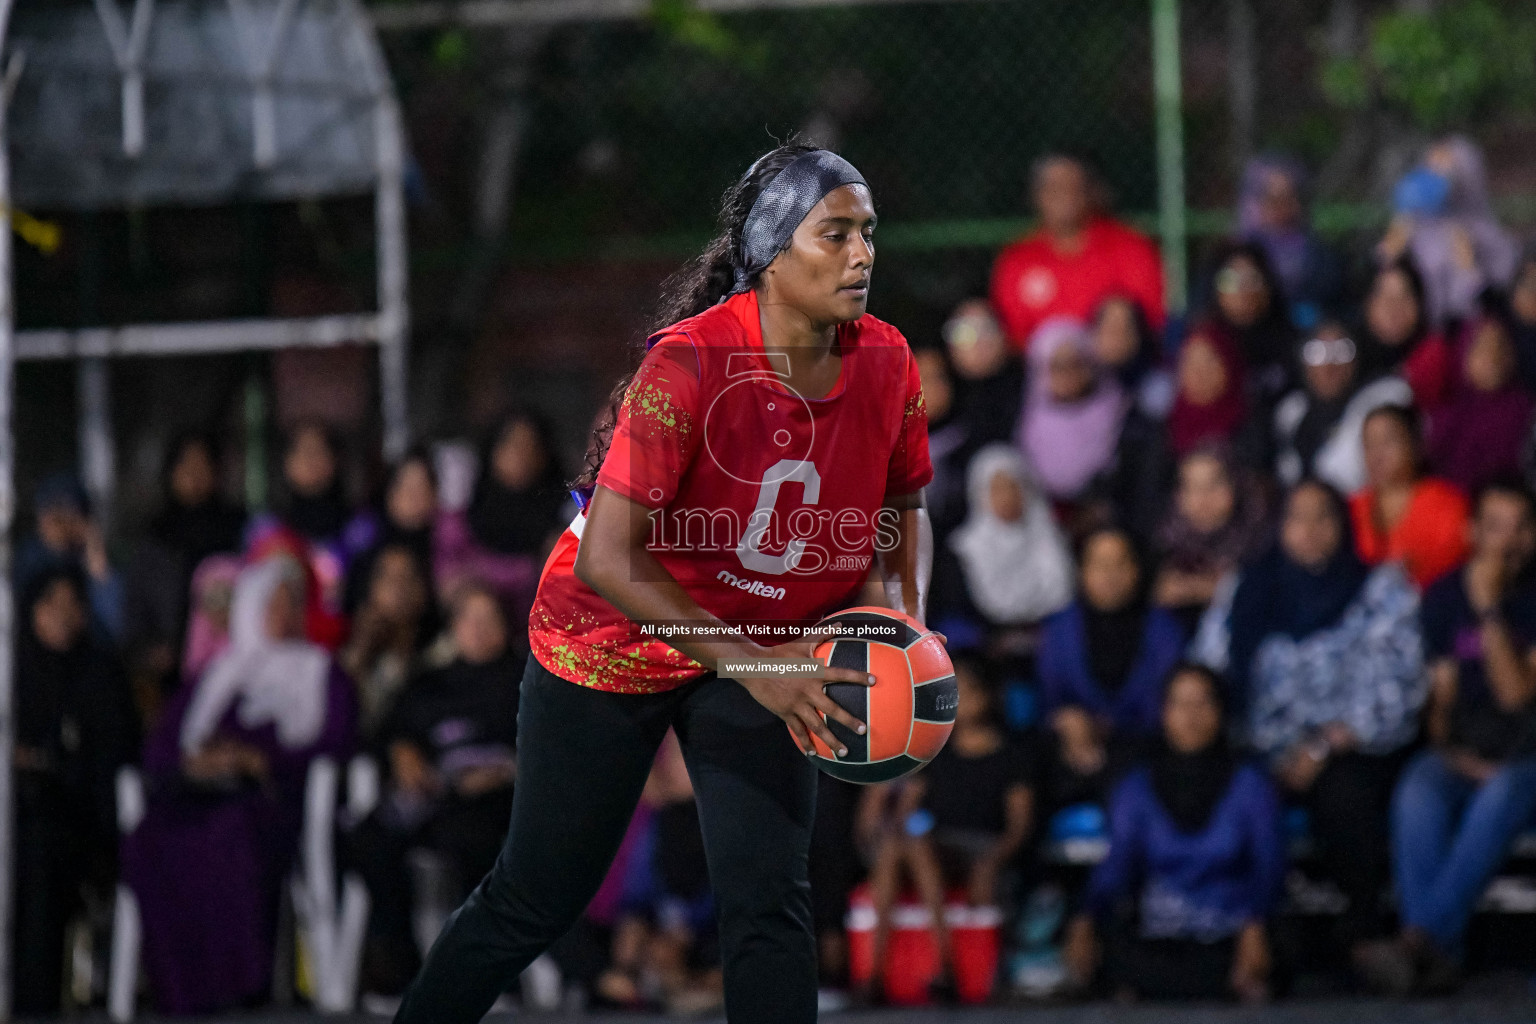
731,150,869,294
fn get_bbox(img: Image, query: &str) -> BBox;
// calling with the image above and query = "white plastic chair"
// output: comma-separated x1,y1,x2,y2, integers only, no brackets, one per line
292,755,375,1012
108,756,374,1020
108,767,145,1023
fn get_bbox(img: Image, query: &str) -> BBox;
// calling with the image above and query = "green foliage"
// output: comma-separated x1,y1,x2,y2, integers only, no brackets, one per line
648,0,766,67
432,29,470,71
505,0,1156,246
1320,0,1536,130
1318,52,1369,111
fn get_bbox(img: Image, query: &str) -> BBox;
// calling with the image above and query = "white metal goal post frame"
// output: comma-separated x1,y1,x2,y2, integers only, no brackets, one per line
0,0,410,1013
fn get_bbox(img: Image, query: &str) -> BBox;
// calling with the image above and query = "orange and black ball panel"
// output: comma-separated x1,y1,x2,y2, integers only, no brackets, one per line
822,638,869,762
799,605,957,785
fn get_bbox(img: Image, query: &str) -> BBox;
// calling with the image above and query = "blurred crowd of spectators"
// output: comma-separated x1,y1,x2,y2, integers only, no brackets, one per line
14,414,568,1015
16,132,1536,1014
904,134,1536,1004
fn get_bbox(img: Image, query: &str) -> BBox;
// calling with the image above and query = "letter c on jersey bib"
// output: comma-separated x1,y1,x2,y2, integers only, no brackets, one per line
736,458,820,576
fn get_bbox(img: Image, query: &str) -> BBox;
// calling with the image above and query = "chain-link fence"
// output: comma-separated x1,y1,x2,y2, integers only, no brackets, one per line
377,0,1535,255
22,0,1536,332
384,1,1153,261
510,2,1151,245
21,0,1536,330
361,0,1535,441
13,0,1536,515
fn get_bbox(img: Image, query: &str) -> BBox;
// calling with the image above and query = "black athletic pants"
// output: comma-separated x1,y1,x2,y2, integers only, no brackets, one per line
393,655,820,1024
1304,750,1405,947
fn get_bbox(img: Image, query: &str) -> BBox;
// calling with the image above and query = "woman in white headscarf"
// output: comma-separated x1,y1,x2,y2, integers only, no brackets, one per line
122,554,357,1014
949,444,1076,627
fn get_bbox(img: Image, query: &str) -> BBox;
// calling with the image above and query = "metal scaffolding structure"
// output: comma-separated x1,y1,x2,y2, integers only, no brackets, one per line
0,0,410,1011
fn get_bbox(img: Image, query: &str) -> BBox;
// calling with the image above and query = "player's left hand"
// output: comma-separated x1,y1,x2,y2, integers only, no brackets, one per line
732,625,876,757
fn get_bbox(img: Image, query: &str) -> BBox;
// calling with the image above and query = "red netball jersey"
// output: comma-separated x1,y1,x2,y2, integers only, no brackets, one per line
529,289,934,693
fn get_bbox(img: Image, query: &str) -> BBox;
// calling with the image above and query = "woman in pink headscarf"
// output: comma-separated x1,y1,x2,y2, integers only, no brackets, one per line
180,554,243,684
1017,317,1130,502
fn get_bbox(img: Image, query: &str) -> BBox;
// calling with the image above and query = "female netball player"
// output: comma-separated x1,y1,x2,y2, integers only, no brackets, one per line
394,144,937,1024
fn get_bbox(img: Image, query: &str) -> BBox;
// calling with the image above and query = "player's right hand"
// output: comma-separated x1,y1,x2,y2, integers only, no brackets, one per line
730,626,875,758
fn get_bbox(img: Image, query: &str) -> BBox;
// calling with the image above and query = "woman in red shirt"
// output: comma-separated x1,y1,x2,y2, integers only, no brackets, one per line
393,146,939,1024
1350,404,1470,589
989,154,1165,350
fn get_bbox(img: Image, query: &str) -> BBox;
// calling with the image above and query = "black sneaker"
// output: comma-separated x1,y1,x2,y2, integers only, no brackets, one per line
1414,942,1463,996
1352,938,1416,996
848,978,886,1008
927,969,960,1005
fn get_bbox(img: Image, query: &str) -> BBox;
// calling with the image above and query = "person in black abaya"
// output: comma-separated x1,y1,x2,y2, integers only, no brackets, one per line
343,449,442,615
241,421,357,644
1197,240,1297,406
438,411,571,655
1092,295,1174,419
13,567,140,1015
467,411,569,558
1271,319,1413,494
344,584,522,996
123,431,245,703
278,422,351,546
922,302,1028,625
943,300,1025,456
